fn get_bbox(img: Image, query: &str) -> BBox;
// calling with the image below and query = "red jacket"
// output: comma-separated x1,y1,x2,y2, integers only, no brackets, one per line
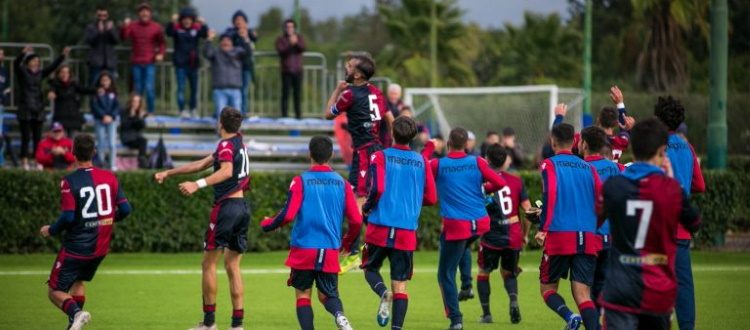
35,136,75,169
121,20,166,65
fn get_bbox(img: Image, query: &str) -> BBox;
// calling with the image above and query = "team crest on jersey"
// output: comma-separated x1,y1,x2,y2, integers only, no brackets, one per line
371,154,377,161
360,170,367,178
209,223,215,231
56,261,61,269
222,141,228,147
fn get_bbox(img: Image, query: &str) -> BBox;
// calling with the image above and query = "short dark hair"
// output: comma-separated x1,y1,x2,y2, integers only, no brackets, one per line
551,123,575,146
630,117,669,161
580,126,608,154
433,134,444,141
486,131,499,138
96,6,108,12
350,55,375,80
486,144,509,168
448,127,468,150
284,19,296,27
73,134,96,161
597,106,619,129
654,96,685,131
220,107,243,133
309,136,333,164
392,116,418,145
502,127,515,137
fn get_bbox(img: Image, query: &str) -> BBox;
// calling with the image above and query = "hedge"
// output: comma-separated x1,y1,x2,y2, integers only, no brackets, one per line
0,169,745,253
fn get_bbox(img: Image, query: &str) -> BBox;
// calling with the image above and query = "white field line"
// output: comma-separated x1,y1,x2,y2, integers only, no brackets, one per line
0,266,748,276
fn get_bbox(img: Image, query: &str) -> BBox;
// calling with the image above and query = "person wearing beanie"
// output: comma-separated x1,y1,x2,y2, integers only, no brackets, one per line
166,6,209,118
35,122,75,170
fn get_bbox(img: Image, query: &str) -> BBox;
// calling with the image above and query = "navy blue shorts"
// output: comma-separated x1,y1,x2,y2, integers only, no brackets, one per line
349,143,383,197
478,246,520,276
206,198,250,253
539,253,596,286
361,244,414,281
48,249,105,292
288,269,339,298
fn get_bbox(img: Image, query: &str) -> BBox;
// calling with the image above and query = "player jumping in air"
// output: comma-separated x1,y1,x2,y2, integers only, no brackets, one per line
260,136,362,330
154,107,251,330
324,54,394,274
476,144,535,325
430,127,506,330
600,118,701,330
360,116,437,329
538,118,603,330
40,134,132,330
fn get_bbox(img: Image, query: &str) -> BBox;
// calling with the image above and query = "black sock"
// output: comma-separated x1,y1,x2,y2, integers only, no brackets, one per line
365,270,388,297
543,290,573,321
231,309,244,327
477,275,491,316
296,298,314,330
72,295,85,310
322,296,344,317
579,301,598,330
61,298,81,322
203,304,216,326
504,276,518,303
392,293,408,330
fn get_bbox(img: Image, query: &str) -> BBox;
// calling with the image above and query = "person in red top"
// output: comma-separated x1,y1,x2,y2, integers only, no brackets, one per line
36,122,75,170
120,2,166,113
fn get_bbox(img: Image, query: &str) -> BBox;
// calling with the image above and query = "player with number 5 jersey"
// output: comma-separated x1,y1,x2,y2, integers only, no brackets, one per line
154,107,251,330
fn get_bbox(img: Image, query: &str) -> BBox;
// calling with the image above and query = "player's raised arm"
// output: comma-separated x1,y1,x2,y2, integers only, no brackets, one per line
477,157,506,193
154,154,214,184
422,154,437,206
324,81,351,120
340,182,363,253
260,176,304,232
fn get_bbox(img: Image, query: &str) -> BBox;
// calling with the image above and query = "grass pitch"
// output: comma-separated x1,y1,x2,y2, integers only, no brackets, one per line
1,250,749,329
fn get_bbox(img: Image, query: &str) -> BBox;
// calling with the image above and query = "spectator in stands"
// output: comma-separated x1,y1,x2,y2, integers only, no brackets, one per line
466,130,479,155
167,7,208,118
479,131,500,157
84,6,119,84
15,45,69,170
275,19,306,119
399,107,431,150
226,10,259,115
48,65,97,137
121,2,166,114
204,31,248,117
35,122,75,170
0,49,9,167
91,71,120,170
386,83,406,118
121,94,148,168
501,126,525,170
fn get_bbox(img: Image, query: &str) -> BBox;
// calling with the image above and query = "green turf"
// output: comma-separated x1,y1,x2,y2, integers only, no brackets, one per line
1,250,749,329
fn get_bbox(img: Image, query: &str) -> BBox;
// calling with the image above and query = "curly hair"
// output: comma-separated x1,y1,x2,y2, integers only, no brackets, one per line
654,96,685,131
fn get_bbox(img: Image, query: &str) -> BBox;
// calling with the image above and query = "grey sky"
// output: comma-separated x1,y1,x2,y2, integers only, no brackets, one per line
192,0,570,30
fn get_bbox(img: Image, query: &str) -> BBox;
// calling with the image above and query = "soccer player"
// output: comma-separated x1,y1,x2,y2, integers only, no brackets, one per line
40,134,132,330
538,120,602,330
154,107,251,330
600,118,701,330
432,127,506,330
360,116,437,329
578,126,624,311
476,144,533,324
653,96,705,330
260,136,361,330
324,54,394,273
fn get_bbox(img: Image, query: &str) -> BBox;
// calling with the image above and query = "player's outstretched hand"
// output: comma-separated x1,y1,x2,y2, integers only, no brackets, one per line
154,171,169,184
610,85,624,104
554,103,567,117
179,181,199,196
40,225,51,238
534,231,546,246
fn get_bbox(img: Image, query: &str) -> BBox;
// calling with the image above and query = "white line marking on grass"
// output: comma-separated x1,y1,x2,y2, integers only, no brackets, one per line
1,266,748,276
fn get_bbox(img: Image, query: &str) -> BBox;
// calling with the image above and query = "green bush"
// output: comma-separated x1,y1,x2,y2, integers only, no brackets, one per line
0,168,744,253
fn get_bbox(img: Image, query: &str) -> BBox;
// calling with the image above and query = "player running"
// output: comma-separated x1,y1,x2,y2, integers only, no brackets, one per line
476,144,535,325
324,54,394,274
538,119,602,330
260,136,361,330
600,118,701,330
653,96,705,330
154,107,251,330
40,134,132,330
360,116,437,329
430,127,506,330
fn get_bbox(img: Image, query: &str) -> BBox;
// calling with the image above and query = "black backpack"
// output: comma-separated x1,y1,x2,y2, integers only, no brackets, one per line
148,129,173,169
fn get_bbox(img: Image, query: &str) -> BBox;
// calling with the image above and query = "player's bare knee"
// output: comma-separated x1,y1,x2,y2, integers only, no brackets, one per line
316,291,329,303
391,280,407,294
501,270,513,279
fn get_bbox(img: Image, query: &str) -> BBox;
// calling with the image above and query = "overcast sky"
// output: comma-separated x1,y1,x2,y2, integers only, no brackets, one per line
193,0,570,30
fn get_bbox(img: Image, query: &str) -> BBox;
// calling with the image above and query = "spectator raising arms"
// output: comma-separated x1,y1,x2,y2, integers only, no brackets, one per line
91,72,120,170
48,65,97,137
226,10,259,115
204,31,248,118
14,45,69,170
167,7,208,118
275,19,306,119
35,122,75,170
120,94,149,168
84,6,119,84
121,2,166,113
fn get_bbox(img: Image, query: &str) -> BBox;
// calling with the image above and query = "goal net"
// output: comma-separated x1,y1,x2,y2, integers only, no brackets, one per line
404,85,584,159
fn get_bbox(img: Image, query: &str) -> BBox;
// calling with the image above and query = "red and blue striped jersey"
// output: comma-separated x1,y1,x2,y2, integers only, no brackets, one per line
330,83,388,149
212,133,251,203
481,170,529,250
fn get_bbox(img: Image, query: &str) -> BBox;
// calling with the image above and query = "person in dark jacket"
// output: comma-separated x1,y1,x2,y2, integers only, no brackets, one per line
121,94,148,168
166,7,208,118
275,19,306,119
225,10,258,115
14,45,69,169
84,6,119,84
48,65,97,136
0,49,10,167
91,71,120,170
204,31,248,117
